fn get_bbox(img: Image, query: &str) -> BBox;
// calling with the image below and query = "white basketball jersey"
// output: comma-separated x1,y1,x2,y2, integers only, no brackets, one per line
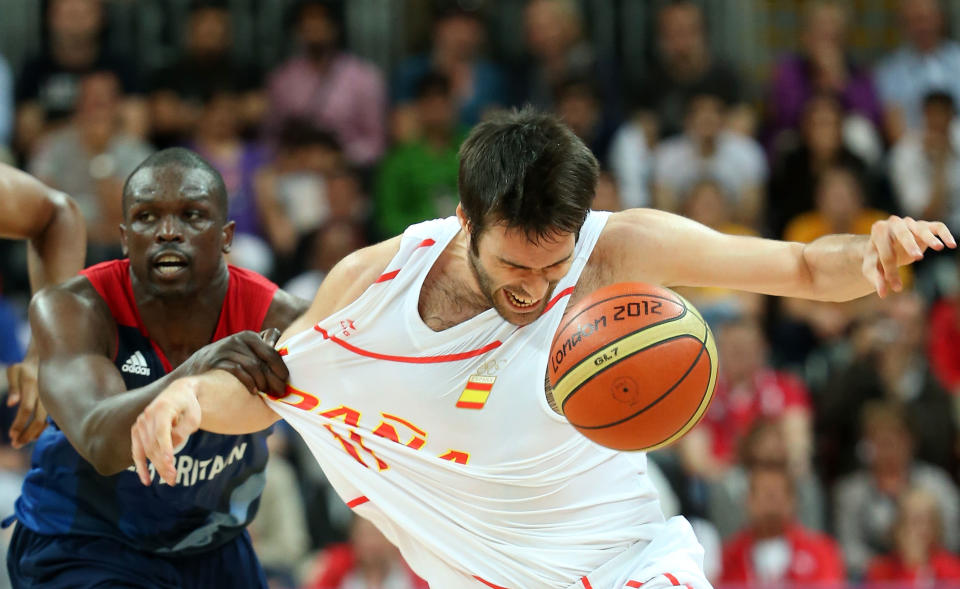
267,212,666,589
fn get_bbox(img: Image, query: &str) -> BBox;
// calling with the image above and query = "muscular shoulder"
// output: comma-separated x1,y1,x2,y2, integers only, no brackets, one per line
290,236,402,329
584,209,678,288
326,236,402,307
29,275,116,353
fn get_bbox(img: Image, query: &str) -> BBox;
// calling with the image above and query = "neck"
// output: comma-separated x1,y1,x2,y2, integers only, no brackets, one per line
130,264,230,365
696,135,717,156
423,127,452,151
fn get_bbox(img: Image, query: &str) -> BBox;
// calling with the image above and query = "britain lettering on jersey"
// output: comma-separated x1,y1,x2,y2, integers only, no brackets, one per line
126,442,249,487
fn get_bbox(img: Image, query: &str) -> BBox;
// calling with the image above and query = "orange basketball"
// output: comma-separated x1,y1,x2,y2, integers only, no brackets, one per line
548,282,718,451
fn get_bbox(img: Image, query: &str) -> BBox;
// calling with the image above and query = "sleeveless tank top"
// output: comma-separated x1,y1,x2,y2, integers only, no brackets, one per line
269,212,666,588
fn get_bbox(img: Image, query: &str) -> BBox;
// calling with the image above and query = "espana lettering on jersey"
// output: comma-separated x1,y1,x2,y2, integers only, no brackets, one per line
126,443,249,486
270,387,471,468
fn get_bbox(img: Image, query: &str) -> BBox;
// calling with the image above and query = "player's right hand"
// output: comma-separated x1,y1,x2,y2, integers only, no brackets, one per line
181,330,288,396
6,343,49,448
131,377,203,486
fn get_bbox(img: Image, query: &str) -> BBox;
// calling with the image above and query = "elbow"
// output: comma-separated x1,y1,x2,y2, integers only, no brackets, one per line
78,416,129,476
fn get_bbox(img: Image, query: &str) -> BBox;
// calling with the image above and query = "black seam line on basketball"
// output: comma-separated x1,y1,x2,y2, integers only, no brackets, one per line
555,304,688,401
565,332,706,429
552,292,683,346
617,321,714,450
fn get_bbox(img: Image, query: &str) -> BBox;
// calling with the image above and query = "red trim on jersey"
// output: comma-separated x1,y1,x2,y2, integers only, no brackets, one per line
455,400,486,409
374,237,437,283
375,269,400,283
664,573,681,586
278,347,288,356
345,496,369,508
580,576,594,588
625,582,642,588
314,326,502,363
543,286,575,314
473,576,511,589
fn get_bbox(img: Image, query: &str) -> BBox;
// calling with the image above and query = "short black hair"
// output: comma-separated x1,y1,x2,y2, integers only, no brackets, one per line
923,90,956,112
122,148,229,221
458,107,598,252
416,71,452,100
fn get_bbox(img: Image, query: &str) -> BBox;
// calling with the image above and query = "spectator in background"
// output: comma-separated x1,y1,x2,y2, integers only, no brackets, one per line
875,0,960,142
255,124,344,276
673,180,763,323
784,165,887,243
148,2,263,149
374,72,465,239
29,70,153,263
631,0,749,140
928,253,960,396
818,294,956,477
652,91,766,228
768,93,869,237
190,89,270,275
554,77,618,166
264,0,386,168
0,54,12,159
710,419,826,541
303,515,428,589
684,317,813,480
15,0,145,157
866,487,960,586
720,466,845,587
520,0,614,113
592,170,623,212
890,91,960,232
393,7,506,130
607,115,653,210
834,401,960,578
283,219,367,302
249,430,310,589
766,1,883,158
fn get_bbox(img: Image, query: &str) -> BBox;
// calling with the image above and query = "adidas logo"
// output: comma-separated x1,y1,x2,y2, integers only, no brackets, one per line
121,351,151,376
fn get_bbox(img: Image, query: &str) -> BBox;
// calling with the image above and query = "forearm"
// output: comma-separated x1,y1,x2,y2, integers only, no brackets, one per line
78,370,190,475
800,233,874,302
27,191,86,292
184,370,279,435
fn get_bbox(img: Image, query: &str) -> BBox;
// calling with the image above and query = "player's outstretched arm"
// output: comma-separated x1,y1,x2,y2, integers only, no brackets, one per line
0,163,86,292
31,279,292,476
131,370,279,486
0,163,87,447
600,209,955,301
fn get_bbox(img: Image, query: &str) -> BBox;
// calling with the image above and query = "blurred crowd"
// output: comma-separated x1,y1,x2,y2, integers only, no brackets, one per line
3,0,960,587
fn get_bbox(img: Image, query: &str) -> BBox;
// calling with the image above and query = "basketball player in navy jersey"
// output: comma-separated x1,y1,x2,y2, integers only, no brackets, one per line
7,148,305,588
0,163,86,449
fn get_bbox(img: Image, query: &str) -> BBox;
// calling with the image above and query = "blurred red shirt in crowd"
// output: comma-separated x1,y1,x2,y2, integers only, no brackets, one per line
721,467,844,586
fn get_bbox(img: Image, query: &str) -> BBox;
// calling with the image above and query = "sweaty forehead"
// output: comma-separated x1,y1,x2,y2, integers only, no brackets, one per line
127,165,217,201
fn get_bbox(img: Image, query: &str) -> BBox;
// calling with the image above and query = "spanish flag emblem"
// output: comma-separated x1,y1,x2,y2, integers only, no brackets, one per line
456,375,496,409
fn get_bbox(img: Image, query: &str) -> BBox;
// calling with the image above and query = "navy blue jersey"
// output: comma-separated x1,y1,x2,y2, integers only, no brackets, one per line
15,259,278,555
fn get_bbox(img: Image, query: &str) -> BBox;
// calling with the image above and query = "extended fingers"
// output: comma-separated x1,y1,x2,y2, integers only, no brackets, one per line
872,222,901,290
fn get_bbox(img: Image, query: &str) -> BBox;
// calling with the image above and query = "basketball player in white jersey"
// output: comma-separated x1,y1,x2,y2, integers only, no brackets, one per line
131,109,953,589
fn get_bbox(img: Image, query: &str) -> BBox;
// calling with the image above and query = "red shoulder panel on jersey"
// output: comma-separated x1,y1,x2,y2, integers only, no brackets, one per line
80,259,139,327
374,237,437,283
314,326,501,363
215,265,279,338
345,496,369,508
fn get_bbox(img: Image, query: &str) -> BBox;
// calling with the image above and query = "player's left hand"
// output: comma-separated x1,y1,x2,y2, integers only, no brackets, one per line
131,378,203,486
6,343,48,448
863,216,956,298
